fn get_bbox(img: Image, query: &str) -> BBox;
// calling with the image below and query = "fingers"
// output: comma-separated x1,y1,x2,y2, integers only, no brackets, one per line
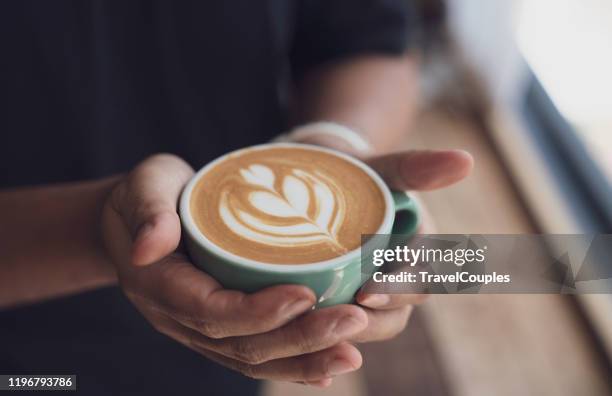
366,149,473,191
351,305,413,343
356,291,428,310
110,154,194,266
357,235,431,311
142,281,366,366
413,195,437,233
185,284,317,338
304,378,334,388
199,304,367,364
149,311,363,383
129,255,317,338
245,342,362,382
190,341,362,383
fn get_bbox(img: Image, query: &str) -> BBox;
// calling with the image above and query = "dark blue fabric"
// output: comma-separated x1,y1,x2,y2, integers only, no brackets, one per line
0,1,412,395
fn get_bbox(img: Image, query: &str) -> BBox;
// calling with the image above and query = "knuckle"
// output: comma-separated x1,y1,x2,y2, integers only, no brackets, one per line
241,301,266,321
134,200,168,220
230,338,266,364
292,321,319,353
188,296,227,339
242,295,278,323
190,306,226,340
156,265,185,299
195,319,227,339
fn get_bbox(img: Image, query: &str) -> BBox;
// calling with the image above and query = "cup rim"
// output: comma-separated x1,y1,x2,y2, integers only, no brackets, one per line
179,142,394,273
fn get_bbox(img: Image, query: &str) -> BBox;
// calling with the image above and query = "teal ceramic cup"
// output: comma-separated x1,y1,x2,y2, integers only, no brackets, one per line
179,143,420,307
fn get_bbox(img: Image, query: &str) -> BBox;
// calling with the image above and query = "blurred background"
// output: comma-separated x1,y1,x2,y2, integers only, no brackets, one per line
263,0,612,395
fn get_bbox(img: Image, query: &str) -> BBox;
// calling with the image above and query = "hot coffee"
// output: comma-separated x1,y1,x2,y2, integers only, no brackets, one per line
190,146,386,264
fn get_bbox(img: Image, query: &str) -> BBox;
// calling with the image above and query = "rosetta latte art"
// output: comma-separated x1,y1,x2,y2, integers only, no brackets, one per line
190,146,386,264
219,164,349,253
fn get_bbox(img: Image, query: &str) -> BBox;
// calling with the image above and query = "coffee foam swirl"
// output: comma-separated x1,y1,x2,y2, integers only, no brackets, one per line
190,146,386,264
219,164,348,253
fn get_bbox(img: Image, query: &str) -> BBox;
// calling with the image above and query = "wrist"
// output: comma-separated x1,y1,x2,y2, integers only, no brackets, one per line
273,122,374,158
95,175,125,286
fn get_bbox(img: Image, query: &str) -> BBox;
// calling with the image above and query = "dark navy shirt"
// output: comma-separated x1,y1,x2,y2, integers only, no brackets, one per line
0,1,413,394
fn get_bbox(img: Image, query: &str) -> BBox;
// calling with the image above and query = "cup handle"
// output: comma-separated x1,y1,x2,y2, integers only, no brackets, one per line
391,191,420,235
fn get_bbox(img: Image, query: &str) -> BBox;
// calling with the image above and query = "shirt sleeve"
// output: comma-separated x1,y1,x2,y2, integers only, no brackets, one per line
290,0,416,78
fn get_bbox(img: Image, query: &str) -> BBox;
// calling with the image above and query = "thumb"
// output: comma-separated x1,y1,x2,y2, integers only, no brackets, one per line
111,154,194,266
366,149,473,191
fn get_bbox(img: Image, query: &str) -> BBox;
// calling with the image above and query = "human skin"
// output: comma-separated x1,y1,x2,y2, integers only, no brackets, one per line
0,55,473,387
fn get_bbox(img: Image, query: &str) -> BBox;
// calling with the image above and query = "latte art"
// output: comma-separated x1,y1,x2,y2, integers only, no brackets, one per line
220,164,348,254
190,146,386,264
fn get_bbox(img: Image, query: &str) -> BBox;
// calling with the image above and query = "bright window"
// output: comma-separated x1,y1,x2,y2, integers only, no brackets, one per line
517,0,612,183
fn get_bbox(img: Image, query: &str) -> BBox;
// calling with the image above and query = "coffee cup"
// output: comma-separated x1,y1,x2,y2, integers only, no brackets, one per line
179,143,419,307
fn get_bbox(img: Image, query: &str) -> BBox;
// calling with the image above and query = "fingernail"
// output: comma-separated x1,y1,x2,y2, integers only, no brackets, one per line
328,359,356,376
333,314,367,337
359,294,390,308
283,299,314,319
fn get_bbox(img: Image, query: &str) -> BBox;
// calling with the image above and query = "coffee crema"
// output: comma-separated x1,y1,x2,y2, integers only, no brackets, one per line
190,146,386,264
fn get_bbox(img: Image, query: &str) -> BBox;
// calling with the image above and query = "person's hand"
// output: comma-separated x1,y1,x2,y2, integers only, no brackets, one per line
100,154,371,387
294,139,473,362
354,149,473,310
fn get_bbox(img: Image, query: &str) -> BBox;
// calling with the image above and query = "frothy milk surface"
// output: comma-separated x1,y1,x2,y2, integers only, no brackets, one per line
190,146,386,264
